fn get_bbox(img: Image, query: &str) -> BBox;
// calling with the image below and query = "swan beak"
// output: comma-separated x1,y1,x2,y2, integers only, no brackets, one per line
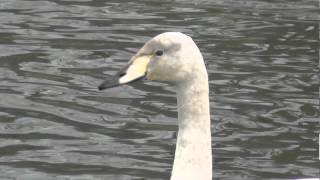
98,55,151,90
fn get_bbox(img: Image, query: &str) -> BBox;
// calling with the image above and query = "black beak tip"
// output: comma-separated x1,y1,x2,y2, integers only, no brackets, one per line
98,85,105,91
98,78,120,91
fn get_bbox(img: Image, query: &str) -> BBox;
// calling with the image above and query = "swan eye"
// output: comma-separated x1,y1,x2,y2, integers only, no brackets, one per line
155,50,163,56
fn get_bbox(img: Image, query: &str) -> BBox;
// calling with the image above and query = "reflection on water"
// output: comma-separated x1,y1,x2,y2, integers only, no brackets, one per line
0,0,319,179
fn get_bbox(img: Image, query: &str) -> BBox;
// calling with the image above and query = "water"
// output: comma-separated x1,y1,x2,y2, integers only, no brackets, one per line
0,0,319,179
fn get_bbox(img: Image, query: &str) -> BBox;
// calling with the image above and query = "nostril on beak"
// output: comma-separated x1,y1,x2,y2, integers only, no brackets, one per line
119,72,126,77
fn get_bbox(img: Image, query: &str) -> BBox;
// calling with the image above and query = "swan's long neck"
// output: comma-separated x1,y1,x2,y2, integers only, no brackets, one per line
171,73,212,180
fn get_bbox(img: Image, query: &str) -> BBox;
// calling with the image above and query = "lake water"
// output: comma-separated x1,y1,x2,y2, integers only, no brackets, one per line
0,0,319,179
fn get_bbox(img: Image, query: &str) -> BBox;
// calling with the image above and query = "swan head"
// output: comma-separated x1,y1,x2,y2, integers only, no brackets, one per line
98,32,205,90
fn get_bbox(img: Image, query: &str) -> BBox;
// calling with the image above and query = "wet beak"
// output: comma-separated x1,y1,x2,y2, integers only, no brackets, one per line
98,55,151,90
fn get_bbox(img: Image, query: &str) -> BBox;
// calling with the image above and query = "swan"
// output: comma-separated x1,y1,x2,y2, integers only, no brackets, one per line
98,32,212,180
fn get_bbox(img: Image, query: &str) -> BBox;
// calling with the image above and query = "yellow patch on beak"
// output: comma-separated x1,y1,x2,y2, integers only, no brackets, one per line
119,55,151,84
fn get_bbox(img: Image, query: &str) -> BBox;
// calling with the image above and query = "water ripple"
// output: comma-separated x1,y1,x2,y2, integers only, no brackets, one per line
0,0,318,179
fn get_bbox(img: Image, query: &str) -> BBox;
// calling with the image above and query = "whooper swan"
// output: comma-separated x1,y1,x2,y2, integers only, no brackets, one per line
98,32,212,180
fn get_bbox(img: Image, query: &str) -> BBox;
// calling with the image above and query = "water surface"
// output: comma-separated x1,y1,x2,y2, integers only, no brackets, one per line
0,0,319,179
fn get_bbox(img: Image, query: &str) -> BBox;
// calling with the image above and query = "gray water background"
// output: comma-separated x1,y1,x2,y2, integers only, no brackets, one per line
0,0,319,179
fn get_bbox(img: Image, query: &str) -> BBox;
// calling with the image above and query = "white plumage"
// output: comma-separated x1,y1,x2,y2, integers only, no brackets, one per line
99,32,212,180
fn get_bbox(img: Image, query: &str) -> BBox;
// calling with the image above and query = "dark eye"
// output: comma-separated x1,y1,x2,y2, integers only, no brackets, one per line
155,50,163,56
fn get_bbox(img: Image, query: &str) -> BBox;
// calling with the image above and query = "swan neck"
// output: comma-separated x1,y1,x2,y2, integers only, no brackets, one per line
171,76,212,180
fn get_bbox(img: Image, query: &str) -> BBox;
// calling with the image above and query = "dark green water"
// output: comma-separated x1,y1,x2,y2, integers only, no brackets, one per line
0,0,319,179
